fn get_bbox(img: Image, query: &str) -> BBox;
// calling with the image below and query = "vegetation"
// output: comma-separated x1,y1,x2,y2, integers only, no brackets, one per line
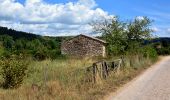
0,57,156,100
150,37,170,55
92,16,153,55
0,16,169,100
0,56,28,89
0,26,67,60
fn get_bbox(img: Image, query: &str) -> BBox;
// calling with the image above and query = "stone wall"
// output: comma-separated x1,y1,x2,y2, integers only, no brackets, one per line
61,35,106,57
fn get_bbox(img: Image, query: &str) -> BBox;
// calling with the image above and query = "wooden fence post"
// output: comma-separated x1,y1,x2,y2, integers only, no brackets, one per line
100,62,103,79
116,59,122,74
101,61,105,79
102,61,108,79
111,62,115,69
92,63,97,83
104,62,109,77
121,56,125,67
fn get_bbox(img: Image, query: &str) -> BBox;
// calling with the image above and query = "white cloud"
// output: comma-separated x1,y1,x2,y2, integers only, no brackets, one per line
167,28,170,33
0,0,113,36
26,0,42,4
77,0,97,8
0,0,24,20
152,27,160,32
136,16,144,20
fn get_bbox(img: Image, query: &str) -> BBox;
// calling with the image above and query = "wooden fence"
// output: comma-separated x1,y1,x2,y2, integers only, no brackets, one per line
86,58,124,83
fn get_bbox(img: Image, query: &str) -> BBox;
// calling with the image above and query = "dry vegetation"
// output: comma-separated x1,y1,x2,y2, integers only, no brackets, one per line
0,55,157,100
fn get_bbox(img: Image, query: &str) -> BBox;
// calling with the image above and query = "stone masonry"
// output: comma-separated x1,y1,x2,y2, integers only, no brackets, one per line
61,34,107,57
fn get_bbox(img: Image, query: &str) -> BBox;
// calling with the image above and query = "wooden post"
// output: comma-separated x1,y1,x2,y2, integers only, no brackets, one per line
92,63,97,83
121,56,125,67
102,61,105,79
100,62,103,79
116,59,122,73
111,62,115,69
101,61,109,79
104,62,109,77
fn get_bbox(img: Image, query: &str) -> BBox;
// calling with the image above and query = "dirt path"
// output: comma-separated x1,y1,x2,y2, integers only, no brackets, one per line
107,56,170,100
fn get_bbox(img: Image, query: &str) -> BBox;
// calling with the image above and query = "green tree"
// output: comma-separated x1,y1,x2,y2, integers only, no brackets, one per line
15,39,24,50
92,16,127,55
2,35,14,50
0,45,4,56
127,17,152,42
91,16,153,55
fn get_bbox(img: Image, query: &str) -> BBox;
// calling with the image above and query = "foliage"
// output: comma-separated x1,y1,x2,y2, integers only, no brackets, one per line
92,16,127,55
0,56,28,89
1,35,14,50
157,48,170,55
142,46,158,60
150,38,170,55
0,26,66,60
33,48,48,60
127,17,153,42
0,17,161,100
0,55,157,100
91,16,153,55
0,26,39,40
0,46,4,56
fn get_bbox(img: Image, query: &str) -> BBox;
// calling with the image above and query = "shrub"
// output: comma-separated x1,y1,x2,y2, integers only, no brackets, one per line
0,56,28,89
0,46,4,56
47,49,61,59
142,46,158,60
156,48,170,55
34,51,47,60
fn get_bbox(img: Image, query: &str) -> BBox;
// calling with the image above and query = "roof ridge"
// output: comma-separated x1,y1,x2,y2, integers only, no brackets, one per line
79,34,107,44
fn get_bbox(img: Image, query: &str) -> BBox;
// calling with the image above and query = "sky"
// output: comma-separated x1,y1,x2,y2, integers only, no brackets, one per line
0,0,170,37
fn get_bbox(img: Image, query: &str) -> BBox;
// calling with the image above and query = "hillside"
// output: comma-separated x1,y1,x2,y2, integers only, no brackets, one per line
0,26,64,60
0,26,41,40
151,37,170,43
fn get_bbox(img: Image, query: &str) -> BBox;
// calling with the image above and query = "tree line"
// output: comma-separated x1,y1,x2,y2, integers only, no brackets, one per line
0,26,64,60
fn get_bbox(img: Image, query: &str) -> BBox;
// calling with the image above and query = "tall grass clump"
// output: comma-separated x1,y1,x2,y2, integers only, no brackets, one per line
0,55,28,89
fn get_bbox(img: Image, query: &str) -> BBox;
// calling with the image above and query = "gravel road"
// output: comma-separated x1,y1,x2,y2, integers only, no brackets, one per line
108,56,170,100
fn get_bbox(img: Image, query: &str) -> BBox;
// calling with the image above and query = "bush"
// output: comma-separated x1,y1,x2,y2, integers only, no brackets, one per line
0,56,28,89
34,51,47,60
142,46,158,60
47,49,61,59
0,46,4,56
156,48,170,55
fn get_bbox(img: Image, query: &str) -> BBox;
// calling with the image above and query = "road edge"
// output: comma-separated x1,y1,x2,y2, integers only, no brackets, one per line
104,56,169,100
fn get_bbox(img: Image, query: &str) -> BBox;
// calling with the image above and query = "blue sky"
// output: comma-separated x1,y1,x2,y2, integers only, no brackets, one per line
0,0,170,37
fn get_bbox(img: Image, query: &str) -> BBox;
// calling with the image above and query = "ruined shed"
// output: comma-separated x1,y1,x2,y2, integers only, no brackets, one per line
61,34,107,57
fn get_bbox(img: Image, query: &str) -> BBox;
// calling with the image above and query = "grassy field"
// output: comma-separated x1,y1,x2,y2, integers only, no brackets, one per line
0,55,157,100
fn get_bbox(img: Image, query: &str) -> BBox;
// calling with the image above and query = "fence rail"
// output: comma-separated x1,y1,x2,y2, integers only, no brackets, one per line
86,58,124,83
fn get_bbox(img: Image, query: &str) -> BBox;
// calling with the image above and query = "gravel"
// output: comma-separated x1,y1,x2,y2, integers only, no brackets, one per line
108,56,170,100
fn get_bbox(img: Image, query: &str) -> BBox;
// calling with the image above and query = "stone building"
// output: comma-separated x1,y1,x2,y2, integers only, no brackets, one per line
61,34,107,57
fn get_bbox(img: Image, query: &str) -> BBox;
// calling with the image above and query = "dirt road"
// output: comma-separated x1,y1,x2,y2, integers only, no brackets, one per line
107,56,170,100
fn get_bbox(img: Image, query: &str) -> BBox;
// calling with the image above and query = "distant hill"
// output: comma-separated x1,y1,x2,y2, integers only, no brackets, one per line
0,26,41,40
144,37,170,45
152,37,170,43
1,26,170,43
0,26,74,41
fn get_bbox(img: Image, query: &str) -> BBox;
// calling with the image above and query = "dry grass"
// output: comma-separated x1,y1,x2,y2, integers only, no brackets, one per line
0,55,157,100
